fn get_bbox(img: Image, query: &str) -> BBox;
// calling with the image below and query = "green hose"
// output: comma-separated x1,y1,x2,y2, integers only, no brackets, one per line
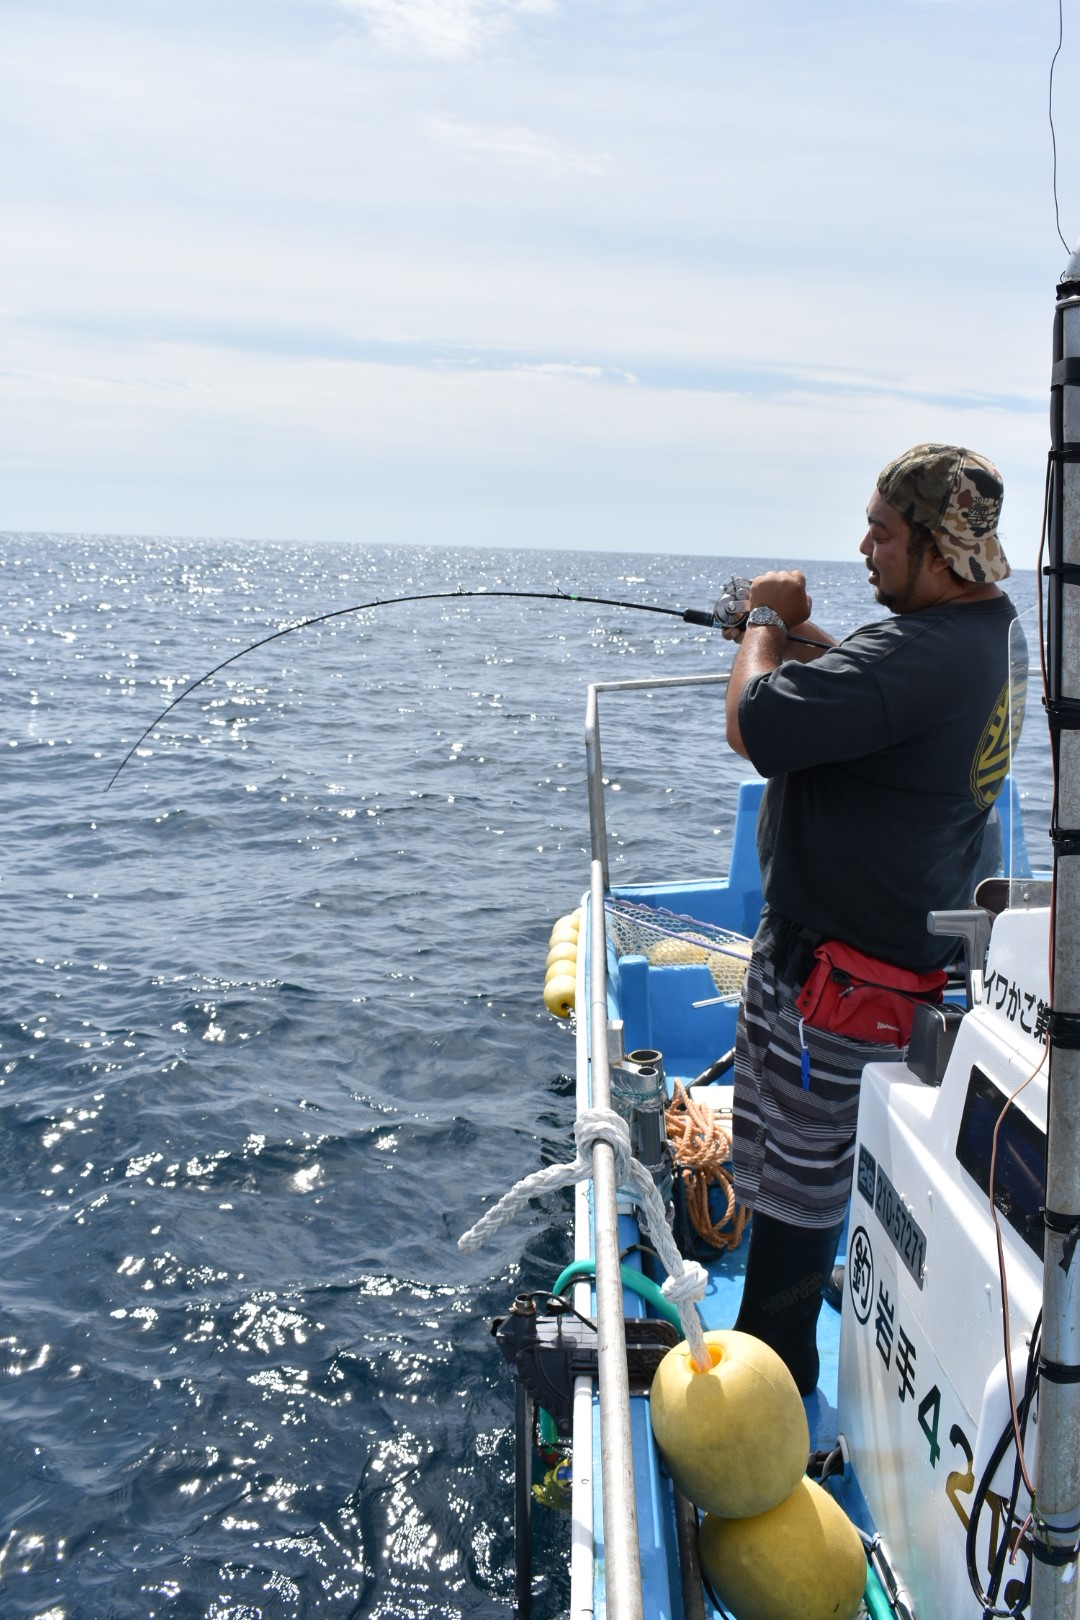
551,1258,683,1330
539,1260,683,1451
863,1557,894,1619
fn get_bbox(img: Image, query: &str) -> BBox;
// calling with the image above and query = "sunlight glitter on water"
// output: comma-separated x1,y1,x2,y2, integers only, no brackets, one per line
0,535,1050,1617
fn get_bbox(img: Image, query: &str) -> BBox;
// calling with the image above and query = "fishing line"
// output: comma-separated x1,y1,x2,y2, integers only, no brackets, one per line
106,582,827,790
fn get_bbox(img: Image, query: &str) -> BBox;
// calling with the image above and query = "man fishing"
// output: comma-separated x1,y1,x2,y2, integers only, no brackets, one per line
723,443,1019,1394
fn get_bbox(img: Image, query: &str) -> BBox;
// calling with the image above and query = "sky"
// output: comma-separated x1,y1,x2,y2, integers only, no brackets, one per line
2,0,1079,564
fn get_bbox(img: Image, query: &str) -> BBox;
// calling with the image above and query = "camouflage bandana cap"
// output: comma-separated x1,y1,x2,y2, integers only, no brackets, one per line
876,443,1010,583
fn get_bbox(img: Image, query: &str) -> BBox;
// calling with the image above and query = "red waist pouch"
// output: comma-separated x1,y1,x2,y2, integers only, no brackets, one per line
793,940,947,1047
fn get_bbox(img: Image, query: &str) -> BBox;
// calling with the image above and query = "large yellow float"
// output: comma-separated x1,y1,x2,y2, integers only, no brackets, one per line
650,1329,808,1518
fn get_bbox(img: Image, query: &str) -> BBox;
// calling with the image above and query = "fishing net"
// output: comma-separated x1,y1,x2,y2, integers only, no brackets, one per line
605,897,752,1001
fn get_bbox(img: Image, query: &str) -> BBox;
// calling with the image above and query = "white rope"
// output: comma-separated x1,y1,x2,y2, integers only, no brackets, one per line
458,1105,711,1370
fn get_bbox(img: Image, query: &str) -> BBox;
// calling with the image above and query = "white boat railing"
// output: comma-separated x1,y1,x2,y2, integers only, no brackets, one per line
585,671,730,890
585,854,644,1620
577,671,729,1620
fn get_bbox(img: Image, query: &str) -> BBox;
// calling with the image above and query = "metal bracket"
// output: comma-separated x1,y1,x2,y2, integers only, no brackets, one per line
926,908,992,1006
491,1293,678,1437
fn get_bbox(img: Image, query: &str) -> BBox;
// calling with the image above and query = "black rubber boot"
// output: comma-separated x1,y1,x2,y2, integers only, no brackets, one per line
733,1212,845,1396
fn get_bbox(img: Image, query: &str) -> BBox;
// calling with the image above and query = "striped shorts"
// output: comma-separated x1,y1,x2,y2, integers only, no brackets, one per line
731,951,900,1228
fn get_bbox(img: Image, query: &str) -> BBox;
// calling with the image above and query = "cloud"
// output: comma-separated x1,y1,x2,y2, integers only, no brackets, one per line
332,0,558,58
512,362,604,381
0,314,1050,566
0,0,1073,560
429,119,608,179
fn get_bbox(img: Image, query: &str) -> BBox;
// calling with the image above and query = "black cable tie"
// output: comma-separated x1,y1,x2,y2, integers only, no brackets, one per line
1052,358,1080,387
1030,1536,1080,1567
1038,1355,1080,1384
1048,829,1080,858
1044,700,1080,736
1048,1011,1080,1051
1041,562,1080,584
1043,1206,1080,1272
1047,445,1080,462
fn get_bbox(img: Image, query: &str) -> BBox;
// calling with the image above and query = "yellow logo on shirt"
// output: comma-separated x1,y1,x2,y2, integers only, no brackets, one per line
970,671,1026,809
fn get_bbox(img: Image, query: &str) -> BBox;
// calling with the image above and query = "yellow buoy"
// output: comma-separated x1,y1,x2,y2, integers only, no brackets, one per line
544,975,576,1019
649,1330,808,1518
545,941,578,972
698,1477,866,1620
549,920,579,948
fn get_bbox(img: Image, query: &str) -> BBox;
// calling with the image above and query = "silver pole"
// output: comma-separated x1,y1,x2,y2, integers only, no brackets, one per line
585,685,610,889
1033,242,1080,1618
588,855,644,1620
578,671,727,1618
585,672,729,893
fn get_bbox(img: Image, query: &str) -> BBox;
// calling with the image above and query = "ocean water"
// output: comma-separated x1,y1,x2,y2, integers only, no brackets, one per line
0,535,1050,1620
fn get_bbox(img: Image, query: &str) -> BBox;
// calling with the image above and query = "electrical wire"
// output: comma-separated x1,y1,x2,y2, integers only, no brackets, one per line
982,459,1053,1514
967,451,1065,1613
987,1059,1045,1504
1049,0,1072,255
965,1317,1040,1617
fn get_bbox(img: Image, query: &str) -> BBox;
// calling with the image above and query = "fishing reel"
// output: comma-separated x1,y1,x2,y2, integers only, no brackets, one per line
678,576,753,631
711,576,754,631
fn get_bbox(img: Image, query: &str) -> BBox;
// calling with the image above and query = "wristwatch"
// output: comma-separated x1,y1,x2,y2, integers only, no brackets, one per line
745,605,787,629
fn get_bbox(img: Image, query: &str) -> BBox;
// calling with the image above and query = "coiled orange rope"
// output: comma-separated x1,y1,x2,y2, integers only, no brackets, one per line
664,1079,750,1251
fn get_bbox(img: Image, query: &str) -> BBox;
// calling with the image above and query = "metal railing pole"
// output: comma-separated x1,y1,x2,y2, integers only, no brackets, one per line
577,669,729,1620
585,685,610,889
585,672,729,895
588,855,643,1620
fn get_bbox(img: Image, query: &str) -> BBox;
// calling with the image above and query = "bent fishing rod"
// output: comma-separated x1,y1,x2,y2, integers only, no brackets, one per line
106,577,823,790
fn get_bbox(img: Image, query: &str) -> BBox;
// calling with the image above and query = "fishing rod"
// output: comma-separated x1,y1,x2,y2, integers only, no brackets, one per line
105,577,822,790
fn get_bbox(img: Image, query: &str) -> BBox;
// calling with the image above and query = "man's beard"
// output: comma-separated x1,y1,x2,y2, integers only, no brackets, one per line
871,550,924,613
